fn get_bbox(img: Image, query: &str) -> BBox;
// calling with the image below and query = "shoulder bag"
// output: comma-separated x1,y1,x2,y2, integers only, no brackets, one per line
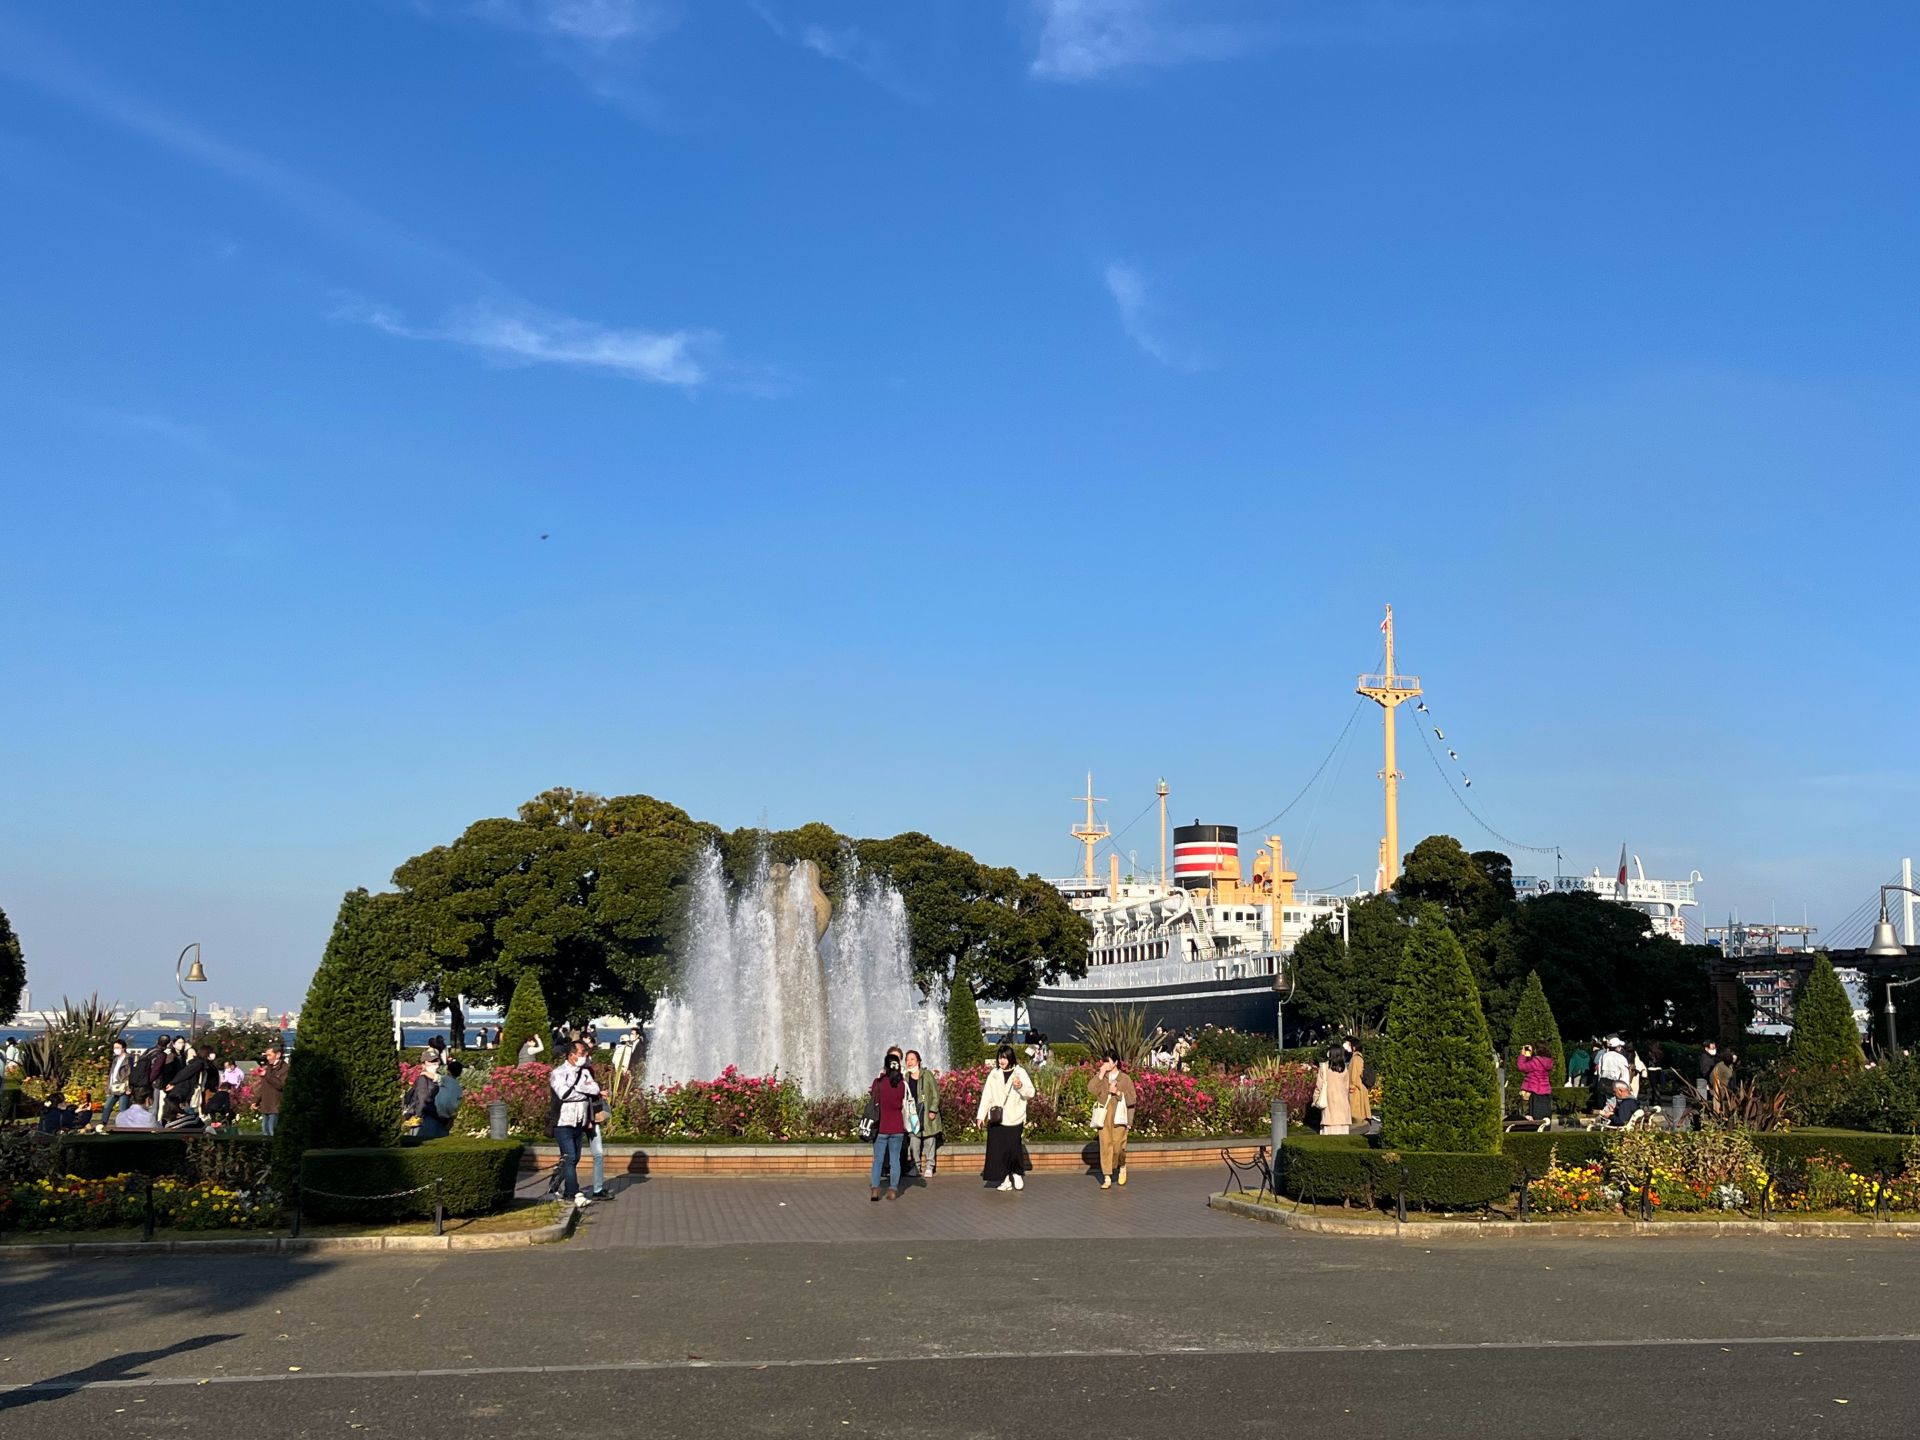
859,1089,879,1142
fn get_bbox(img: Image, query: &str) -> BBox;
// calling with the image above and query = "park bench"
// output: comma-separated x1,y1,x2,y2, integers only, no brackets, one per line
1219,1145,1273,1202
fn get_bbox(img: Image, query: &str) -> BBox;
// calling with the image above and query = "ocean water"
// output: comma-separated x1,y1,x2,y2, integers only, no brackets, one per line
0,1026,506,1055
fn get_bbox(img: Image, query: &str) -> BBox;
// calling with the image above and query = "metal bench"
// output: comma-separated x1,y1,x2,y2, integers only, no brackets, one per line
1219,1145,1274,1202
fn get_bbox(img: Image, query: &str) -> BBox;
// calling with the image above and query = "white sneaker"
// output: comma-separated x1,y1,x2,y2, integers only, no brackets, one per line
573,1193,592,1209
997,1178,1013,1191
1012,1172,1024,1191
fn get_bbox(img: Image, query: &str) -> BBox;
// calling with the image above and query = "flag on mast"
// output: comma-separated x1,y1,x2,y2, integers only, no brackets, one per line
1615,844,1629,901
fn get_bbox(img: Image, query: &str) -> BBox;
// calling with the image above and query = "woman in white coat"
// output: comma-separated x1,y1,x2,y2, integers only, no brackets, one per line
976,1044,1033,1191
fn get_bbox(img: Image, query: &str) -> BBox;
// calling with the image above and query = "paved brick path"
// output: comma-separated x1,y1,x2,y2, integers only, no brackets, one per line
564,1166,1245,1247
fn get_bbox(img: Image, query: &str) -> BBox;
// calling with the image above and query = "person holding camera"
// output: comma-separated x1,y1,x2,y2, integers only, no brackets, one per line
255,1046,288,1136
1515,1043,1555,1127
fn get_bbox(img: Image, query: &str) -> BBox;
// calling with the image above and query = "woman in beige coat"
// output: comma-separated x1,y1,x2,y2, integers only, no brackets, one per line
1312,1046,1354,1135
1345,1038,1373,1127
1089,1051,1138,1190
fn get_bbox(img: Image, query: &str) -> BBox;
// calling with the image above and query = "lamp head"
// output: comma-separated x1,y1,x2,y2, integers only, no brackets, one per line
1866,919,1906,958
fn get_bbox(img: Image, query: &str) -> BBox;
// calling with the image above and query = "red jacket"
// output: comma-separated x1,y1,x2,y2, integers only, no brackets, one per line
1515,1054,1555,1096
870,1076,907,1135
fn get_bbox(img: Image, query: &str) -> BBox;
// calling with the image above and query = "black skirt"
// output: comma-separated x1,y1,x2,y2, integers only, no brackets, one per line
1527,1091,1552,1120
983,1121,1025,1184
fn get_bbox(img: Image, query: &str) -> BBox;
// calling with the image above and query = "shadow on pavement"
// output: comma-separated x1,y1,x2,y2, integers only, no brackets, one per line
0,1332,241,1411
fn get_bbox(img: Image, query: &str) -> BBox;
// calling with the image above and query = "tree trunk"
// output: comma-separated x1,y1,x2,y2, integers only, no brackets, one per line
448,994,467,1052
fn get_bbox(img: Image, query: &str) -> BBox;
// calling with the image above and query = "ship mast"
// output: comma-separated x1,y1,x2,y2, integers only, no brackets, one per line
1356,605,1423,892
1156,777,1169,889
1072,772,1109,883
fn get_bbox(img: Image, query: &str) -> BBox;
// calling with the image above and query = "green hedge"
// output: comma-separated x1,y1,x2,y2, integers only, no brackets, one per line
1499,1129,1607,1177
299,1140,524,1222
1276,1135,1511,1210
55,1133,274,1180
1752,1130,1914,1177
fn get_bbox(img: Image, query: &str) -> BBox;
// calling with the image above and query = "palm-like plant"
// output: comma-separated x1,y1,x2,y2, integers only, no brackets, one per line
23,994,132,1085
1073,1006,1160,1070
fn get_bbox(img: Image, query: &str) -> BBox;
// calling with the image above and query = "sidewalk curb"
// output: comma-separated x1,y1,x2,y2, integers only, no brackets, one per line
1208,1193,1920,1239
0,1207,574,1259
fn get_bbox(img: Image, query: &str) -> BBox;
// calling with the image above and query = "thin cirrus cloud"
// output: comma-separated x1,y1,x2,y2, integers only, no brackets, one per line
0,18,738,393
1029,0,1258,82
750,4,924,101
350,301,713,389
1102,261,1202,371
467,0,680,47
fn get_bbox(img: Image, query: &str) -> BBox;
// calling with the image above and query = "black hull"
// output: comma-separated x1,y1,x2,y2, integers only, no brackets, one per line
1026,975,1284,1041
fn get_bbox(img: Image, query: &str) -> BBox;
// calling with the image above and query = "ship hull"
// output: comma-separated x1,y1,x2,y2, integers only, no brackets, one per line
1026,972,1283,1041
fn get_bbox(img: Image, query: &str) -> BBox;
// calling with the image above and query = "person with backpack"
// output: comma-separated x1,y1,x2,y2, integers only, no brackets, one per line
548,1040,601,1209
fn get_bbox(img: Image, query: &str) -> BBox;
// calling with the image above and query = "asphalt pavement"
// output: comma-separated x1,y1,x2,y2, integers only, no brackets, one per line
3,1172,1917,1437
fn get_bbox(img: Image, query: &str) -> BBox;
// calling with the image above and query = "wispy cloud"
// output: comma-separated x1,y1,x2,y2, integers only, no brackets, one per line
1029,0,1256,83
349,300,713,388
1029,0,1468,82
1102,261,1201,370
751,5,924,101
0,19,487,287
0,19,749,393
468,0,680,47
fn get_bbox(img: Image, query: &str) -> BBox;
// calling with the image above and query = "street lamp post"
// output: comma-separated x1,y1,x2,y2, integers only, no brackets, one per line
1864,887,1920,1055
176,943,208,1036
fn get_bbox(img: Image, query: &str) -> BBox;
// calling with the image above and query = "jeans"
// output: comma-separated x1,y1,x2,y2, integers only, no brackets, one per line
417,1114,449,1140
870,1132,904,1189
590,1125,606,1193
261,1112,278,1137
555,1124,586,1198
102,1093,131,1128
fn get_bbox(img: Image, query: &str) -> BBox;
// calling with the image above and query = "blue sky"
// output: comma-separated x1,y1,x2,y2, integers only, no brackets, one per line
2,1,1915,1011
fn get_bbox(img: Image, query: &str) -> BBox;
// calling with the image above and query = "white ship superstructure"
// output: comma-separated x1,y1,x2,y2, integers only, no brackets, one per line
1511,855,1703,942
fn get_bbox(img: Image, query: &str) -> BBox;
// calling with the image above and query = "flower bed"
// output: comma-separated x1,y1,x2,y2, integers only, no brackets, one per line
0,1173,280,1232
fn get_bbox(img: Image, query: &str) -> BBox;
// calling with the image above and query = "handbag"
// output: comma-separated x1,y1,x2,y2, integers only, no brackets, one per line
859,1093,878,1142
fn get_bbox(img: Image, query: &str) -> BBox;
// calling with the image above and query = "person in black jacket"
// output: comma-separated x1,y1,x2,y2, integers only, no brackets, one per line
163,1046,214,1124
1695,1042,1719,1101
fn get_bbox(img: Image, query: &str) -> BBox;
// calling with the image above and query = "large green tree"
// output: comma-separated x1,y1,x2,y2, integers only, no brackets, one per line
854,832,1091,1003
1507,969,1567,1089
1381,906,1501,1153
0,904,23,1026
1485,890,1713,1042
1289,893,1408,1037
276,890,400,1176
1790,954,1865,1071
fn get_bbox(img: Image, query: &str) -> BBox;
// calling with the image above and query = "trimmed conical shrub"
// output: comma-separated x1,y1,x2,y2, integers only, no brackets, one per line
1507,969,1566,1088
1382,906,1501,1153
1790,954,1864,1071
275,890,400,1178
497,973,552,1066
946,970,986,1068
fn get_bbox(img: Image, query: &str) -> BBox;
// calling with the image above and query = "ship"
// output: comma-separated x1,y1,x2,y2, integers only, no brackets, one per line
1024,783,1358,1040
1024,607,1707,1043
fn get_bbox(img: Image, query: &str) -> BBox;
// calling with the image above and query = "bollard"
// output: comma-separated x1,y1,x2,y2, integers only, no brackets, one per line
1396,1168,1408,1224
1268,1099,1288,1200
142,1177,155,1243
1519,1167,1532,1223
1640,1170,1653,1222
489,1100,510,1141
434,1178,445,1238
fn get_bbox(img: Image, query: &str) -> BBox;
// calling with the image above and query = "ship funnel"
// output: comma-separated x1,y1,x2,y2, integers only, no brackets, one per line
1173,823,1239,891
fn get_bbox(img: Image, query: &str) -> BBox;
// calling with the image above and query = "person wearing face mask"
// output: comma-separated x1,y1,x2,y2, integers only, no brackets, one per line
869,1050,910,1201
976,1044,1033,1192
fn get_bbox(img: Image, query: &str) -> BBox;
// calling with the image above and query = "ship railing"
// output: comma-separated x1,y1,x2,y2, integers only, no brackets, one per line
1356,672,1422,692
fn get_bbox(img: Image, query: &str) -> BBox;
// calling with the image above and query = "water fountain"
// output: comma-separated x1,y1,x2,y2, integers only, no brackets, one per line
647,847,948,1095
